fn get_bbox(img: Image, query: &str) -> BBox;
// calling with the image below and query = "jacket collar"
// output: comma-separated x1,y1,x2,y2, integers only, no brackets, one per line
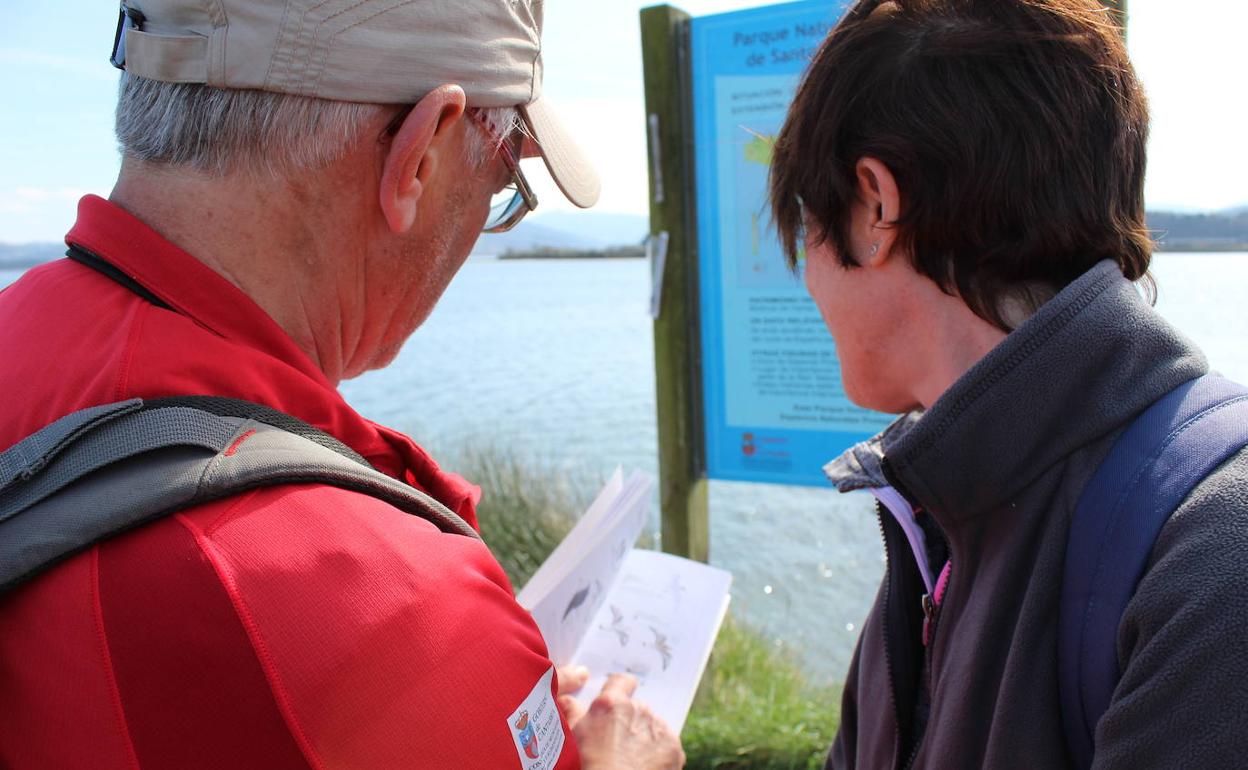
65,195,481,525
67,195,329,388
823,412,919,493
827,260,1206,523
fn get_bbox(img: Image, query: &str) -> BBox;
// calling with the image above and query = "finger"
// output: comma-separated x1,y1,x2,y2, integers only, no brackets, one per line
556,664,590,695
598,672,638,699
557,694,586,726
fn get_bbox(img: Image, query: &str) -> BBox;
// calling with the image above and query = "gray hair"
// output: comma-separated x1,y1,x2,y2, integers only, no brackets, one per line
116,74,519,177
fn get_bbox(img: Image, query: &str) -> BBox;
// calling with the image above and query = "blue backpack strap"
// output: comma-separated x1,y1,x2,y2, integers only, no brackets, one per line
1059,374,1248,768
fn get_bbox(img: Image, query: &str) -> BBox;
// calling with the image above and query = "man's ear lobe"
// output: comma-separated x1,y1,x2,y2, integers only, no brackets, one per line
855,157,902,265
378,84,467,234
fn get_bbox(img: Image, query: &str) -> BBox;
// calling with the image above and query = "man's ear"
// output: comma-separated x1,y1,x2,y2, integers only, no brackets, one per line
854,157,902,267
379,84,467,234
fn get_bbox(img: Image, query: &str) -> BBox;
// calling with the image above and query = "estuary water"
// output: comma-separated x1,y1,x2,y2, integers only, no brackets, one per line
339,252,1248,682
4,252,1246,681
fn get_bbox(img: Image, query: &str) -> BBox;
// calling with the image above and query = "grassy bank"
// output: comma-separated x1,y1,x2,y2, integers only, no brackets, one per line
460,447,841,769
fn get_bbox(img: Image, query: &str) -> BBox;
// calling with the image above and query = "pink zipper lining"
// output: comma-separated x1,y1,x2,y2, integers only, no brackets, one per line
933,560,952,606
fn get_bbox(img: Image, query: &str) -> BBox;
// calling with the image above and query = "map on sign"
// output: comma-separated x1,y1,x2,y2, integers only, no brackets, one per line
718,76,796,291
691,1,894,486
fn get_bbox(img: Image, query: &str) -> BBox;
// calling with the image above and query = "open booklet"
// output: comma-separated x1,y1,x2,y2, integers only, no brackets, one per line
516,468,732,733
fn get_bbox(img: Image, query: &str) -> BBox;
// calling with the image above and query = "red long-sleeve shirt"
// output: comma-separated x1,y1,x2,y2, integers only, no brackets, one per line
0,195,578,770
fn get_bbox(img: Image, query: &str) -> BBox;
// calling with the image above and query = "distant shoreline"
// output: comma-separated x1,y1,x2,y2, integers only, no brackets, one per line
3,242,1246,274
1155,242,1248,253
497,245,646,261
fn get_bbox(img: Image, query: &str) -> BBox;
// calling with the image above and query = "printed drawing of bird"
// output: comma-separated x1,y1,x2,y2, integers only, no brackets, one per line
561,579,599,621
626,662,650,680
562,584,592,621
647,626,673,671
599,605,629,647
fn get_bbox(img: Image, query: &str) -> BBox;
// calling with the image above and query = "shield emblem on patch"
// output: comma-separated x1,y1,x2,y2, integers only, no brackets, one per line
515,710,540,759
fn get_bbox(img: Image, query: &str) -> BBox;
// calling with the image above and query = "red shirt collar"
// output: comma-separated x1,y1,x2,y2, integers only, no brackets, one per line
67,195,329,387
66,195,481,526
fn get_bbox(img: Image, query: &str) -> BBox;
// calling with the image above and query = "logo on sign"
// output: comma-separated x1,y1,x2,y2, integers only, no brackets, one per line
742,432,757,456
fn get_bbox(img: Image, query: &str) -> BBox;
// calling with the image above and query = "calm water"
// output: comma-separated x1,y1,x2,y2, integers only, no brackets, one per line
4,253,1246,681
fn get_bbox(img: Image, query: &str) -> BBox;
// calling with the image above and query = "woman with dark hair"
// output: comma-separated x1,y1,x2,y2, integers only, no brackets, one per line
770,1,1248,768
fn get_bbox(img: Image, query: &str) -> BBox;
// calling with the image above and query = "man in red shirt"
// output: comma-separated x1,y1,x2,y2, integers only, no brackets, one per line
0,1,683,768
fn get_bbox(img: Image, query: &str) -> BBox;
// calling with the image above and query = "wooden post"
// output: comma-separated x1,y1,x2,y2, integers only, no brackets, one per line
640,5,709,563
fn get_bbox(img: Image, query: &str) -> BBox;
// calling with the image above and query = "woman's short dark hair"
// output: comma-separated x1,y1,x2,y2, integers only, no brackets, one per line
770,0,1152,328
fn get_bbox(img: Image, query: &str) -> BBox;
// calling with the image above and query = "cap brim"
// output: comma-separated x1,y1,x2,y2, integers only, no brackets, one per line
519,96,601,209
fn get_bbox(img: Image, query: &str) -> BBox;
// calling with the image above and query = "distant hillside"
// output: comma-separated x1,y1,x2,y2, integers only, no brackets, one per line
517,212,649,247
471,212,647,257
0,242,64,269
1150,209,1248,251
481,209,1248,255
5,208,1245,269
499,244,646,260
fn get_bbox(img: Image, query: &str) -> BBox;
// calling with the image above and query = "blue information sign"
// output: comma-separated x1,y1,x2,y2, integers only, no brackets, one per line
691,1,894,486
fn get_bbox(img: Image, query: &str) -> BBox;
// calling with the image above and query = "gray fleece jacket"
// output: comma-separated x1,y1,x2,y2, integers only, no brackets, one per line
824,260,1248,769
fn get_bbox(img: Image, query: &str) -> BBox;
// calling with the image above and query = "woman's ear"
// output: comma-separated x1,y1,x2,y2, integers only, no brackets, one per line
853,156,902,267
378,84,467,234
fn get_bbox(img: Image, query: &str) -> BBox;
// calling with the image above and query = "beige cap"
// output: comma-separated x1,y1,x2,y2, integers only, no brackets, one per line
116,0,600,207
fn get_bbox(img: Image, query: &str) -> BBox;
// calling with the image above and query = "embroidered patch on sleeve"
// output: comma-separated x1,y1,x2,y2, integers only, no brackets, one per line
507,666,565,770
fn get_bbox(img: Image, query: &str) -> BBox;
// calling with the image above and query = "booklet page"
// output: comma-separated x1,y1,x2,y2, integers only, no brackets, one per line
518,470,653,665
568,549,732,732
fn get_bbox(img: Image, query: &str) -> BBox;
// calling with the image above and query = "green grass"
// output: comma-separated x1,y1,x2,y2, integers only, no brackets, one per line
458,446,841,769
459,445,583,587
682,616,840,770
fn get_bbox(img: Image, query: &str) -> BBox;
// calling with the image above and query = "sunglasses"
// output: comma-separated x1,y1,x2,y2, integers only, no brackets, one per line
383,105,538,234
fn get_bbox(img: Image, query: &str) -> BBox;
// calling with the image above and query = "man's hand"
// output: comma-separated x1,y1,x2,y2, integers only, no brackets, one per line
557,665,590,697
558,673,685,770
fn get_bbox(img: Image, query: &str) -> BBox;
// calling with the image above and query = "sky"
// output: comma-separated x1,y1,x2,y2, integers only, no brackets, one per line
1,0,1245,243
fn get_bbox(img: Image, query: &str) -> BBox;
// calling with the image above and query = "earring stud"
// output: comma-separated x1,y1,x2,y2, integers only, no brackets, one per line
869,243,880,256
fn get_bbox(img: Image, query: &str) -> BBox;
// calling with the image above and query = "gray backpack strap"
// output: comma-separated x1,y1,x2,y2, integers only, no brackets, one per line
0,398,478,594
